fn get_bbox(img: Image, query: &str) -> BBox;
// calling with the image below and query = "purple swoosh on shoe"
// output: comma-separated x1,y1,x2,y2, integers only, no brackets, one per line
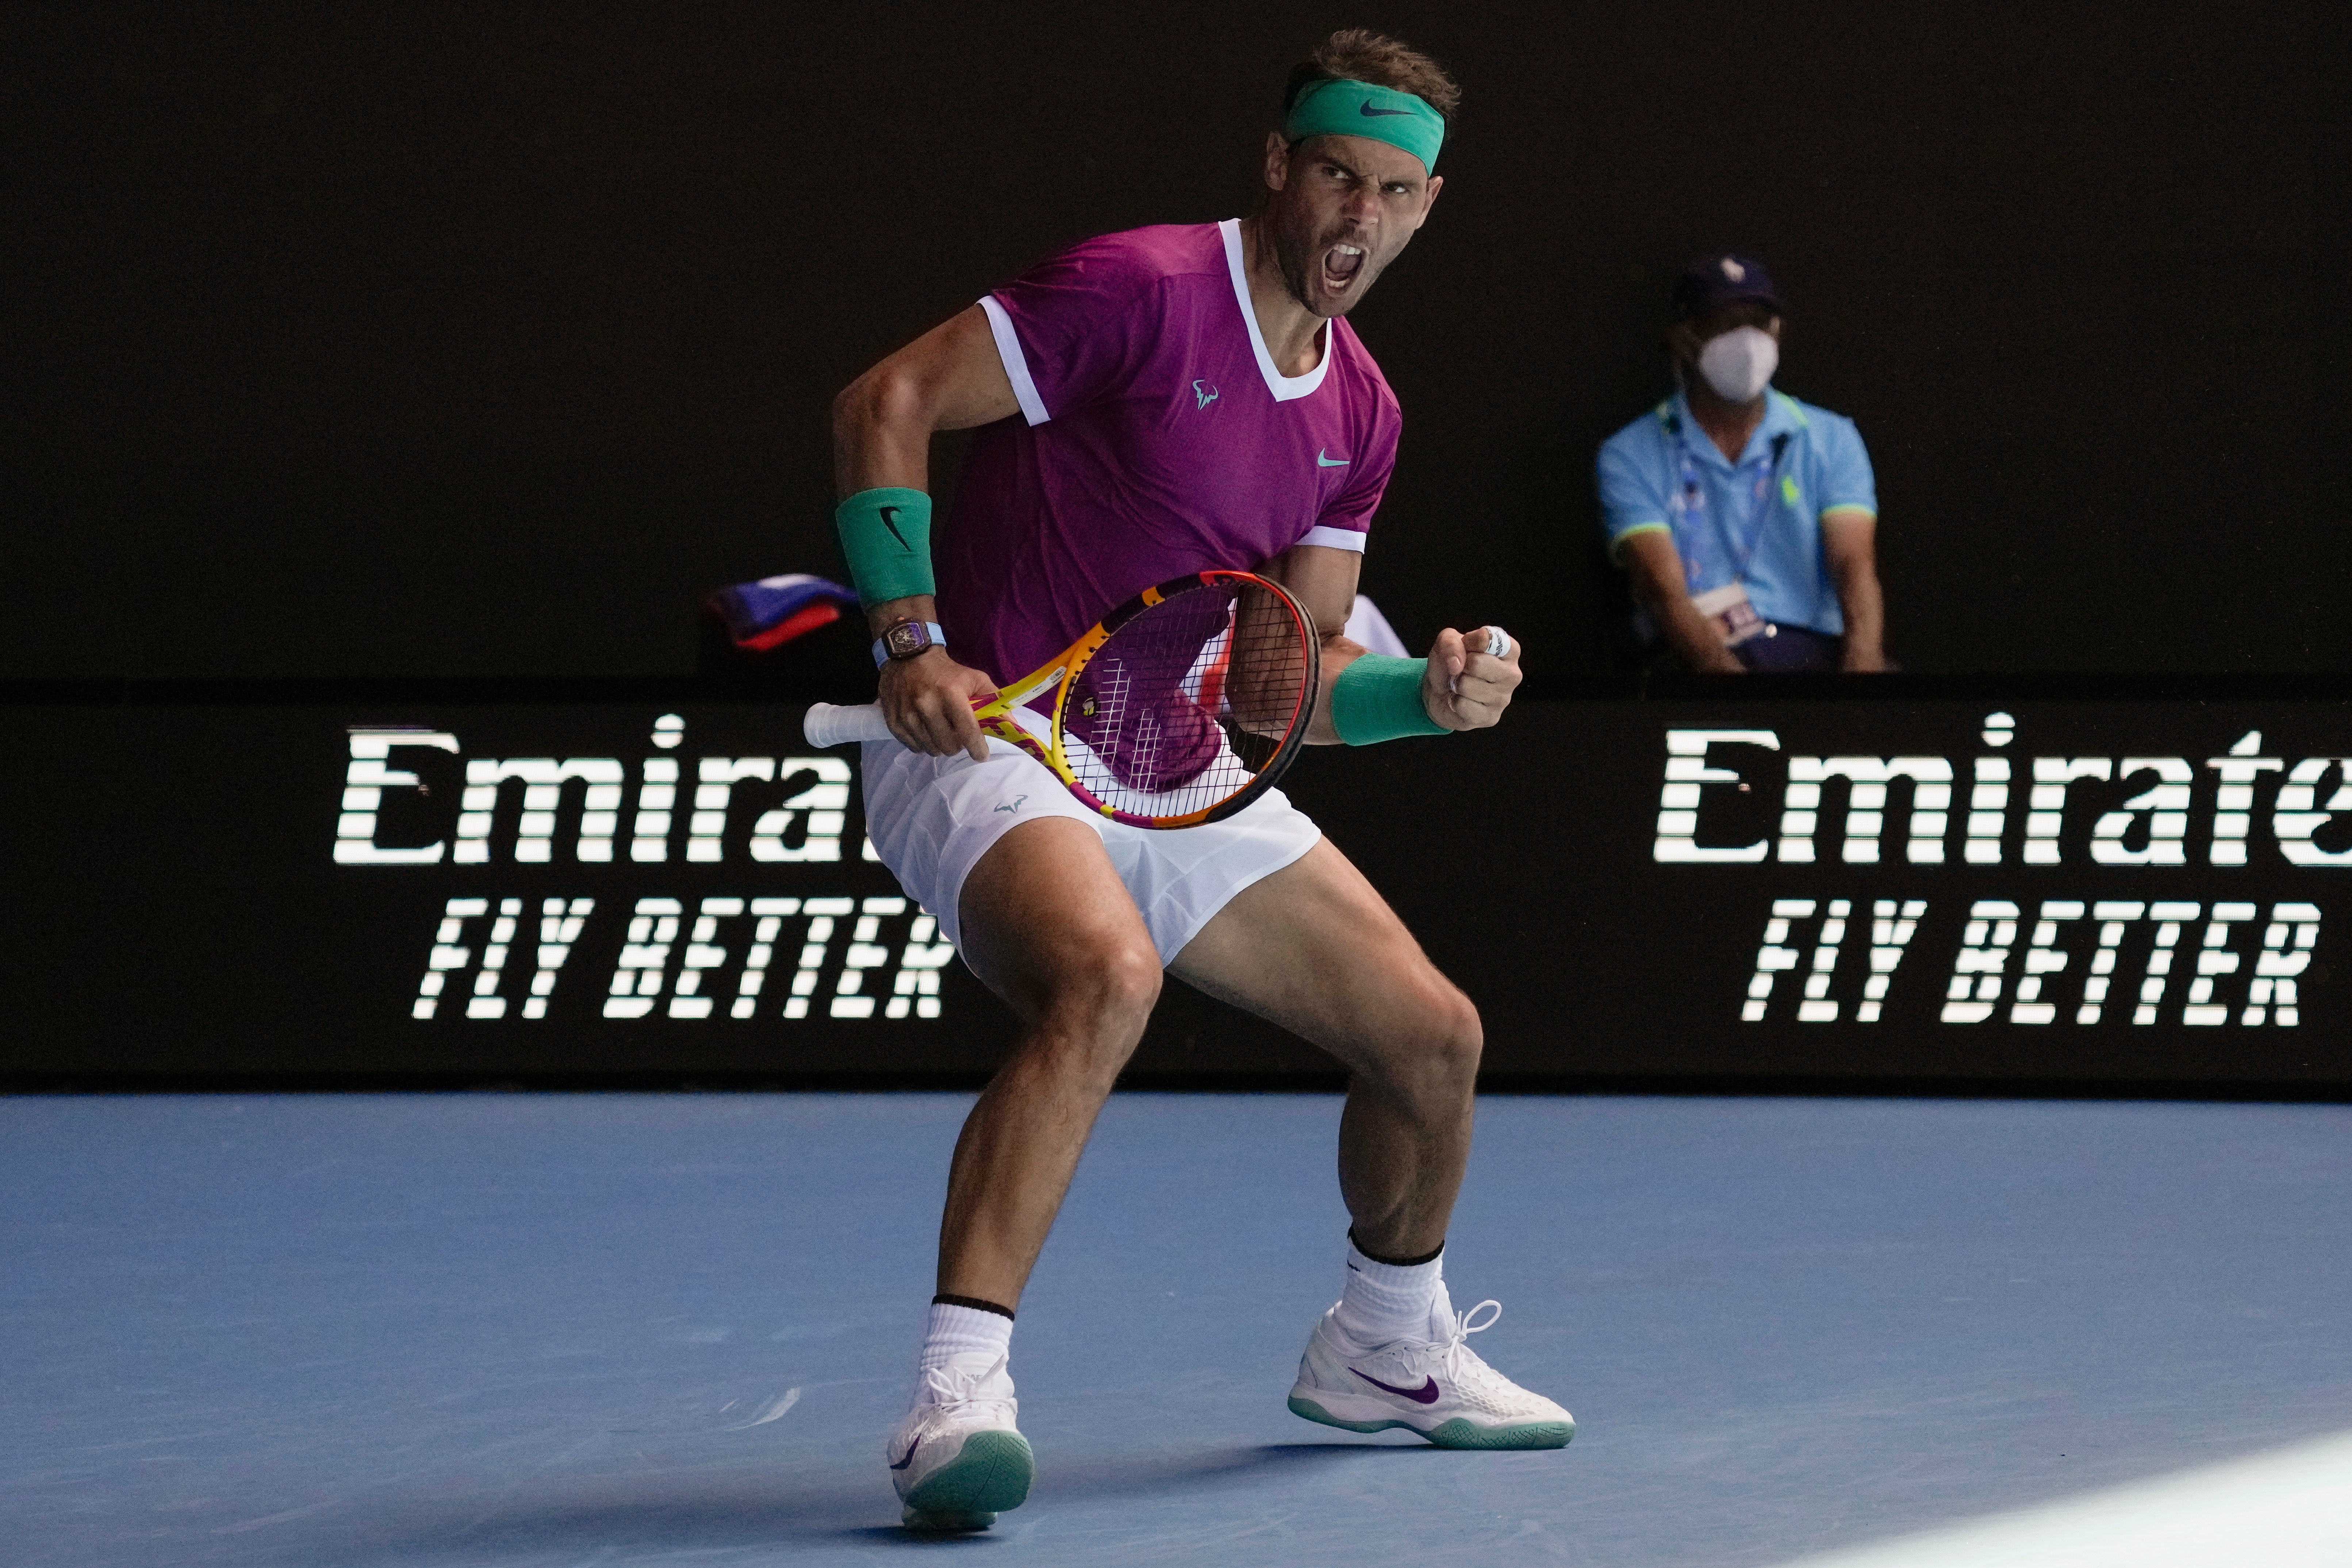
1351,1368,1440,1404
889,1436,921,1470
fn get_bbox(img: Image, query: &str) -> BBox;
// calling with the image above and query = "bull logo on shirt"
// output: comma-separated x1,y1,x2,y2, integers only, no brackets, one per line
1192,380,1219,411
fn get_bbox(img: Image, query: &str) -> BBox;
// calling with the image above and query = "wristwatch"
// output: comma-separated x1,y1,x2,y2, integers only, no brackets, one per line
872,619,947,668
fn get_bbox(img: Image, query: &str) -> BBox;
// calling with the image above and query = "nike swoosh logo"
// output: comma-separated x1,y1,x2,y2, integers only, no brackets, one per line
1360,103,1413,117
1317,450,1349,467
889,1435,921,1470
877,505,911,552
1351,1368,1441,1404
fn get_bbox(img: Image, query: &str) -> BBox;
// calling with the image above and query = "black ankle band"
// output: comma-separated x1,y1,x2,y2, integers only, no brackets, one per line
1349,1230,1444,1269
933,1292,1016,1320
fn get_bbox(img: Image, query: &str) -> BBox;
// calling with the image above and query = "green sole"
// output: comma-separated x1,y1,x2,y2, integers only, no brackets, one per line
902,1430,1035,1522
1288,1395,1575,1450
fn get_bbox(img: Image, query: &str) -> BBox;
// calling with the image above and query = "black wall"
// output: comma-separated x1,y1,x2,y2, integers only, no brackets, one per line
6,1,2341,684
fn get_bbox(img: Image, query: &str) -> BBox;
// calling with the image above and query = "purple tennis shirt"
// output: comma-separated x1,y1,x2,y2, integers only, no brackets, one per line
938,219,1402,690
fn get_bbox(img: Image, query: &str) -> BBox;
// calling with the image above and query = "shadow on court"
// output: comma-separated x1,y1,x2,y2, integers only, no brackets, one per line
1038,1438,1439,1495
271,1442,1434,1562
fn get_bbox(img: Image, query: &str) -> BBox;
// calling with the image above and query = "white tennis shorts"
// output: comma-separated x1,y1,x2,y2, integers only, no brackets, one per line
860,735,1321,964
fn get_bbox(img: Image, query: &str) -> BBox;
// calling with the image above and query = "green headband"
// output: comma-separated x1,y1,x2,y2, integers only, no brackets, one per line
1283,77,1444,174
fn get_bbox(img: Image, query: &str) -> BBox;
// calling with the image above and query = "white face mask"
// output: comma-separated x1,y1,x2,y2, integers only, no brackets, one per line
1696,324,1778,403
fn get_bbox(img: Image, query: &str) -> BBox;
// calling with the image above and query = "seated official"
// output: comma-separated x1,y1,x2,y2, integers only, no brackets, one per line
1597,254,1887,673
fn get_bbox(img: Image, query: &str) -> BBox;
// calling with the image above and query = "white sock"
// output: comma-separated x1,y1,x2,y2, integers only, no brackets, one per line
1334,1237,1447,1345
917,1300,1012,1388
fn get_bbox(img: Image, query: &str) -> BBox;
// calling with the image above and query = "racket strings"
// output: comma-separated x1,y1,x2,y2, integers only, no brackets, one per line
1062,580,1312,823
1221,581,1312,769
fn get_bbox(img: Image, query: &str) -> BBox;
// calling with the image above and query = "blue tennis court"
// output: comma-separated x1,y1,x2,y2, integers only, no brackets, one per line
6,1092,2349,1565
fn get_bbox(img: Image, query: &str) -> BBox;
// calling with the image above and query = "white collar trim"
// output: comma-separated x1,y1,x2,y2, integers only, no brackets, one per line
1219,218,1331,402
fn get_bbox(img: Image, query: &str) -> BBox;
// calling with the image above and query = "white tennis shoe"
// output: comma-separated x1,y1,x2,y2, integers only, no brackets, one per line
1288,1297,1574,1449
885,1351,1035,1530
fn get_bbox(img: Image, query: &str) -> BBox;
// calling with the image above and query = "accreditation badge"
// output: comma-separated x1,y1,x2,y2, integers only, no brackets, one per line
1690,582,1767,647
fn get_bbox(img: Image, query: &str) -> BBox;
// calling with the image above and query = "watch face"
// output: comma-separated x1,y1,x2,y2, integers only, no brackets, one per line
885,621,929,659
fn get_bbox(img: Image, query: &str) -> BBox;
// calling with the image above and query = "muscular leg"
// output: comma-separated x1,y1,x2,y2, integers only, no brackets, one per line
938,816,1162,1309
1171,838,1481,1260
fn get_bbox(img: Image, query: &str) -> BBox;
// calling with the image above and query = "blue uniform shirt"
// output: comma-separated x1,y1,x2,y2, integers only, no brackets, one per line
1596,387,1877,636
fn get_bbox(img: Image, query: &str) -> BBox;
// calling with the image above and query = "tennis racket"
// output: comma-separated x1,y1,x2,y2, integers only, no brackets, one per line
802,569,1319,829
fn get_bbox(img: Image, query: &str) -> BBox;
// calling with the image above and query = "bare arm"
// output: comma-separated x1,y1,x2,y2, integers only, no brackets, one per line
1617,530,1743,673
1820,510,1888,672
1261,544,1522,744
1259,544,1366,745
831,304,1022,759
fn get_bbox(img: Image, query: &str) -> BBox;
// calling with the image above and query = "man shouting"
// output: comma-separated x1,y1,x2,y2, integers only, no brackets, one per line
828,27,1572,1531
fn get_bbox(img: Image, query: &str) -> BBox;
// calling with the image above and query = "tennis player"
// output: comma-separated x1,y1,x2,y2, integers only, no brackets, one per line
829,30,1570,1529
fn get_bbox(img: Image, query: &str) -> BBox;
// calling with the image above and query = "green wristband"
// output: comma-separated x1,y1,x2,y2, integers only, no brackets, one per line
834,487,935,609
1330,655,1449,745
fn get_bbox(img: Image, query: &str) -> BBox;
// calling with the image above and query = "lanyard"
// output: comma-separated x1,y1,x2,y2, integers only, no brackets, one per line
1672,423,1791,586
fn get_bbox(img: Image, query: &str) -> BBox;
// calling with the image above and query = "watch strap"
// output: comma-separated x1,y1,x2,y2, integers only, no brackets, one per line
872,620,947,668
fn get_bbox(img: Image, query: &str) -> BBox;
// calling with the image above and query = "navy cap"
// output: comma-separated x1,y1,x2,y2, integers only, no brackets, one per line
1673,254,1781,318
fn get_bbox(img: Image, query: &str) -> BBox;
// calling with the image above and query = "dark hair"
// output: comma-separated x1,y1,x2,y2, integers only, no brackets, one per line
1282,28,1461,123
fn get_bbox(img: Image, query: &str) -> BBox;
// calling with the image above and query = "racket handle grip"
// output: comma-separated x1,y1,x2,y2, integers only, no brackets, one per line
801,702,895,747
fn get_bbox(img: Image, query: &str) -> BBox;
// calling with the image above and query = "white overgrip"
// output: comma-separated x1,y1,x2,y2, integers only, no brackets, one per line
801,703,894,747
